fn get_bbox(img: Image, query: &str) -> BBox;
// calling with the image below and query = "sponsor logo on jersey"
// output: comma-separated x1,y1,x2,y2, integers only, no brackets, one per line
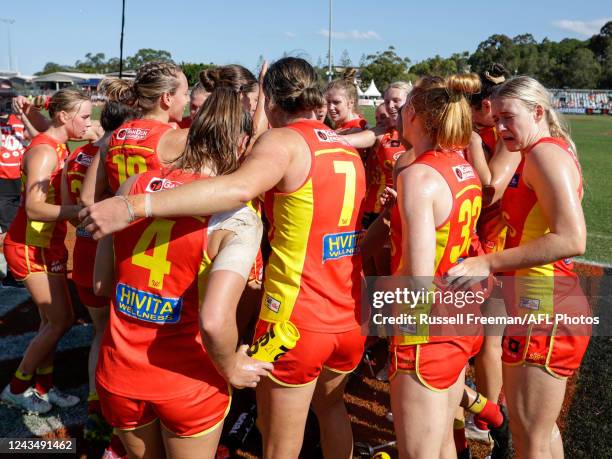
115,282,182,324
509,173,520,188
75,152,93,167
452,164,476,182
314,128,350,145
115,127,150,141
145,177,182,192
265,294,281,313
49,259,65,273
322,230,363,262
519,297,540,311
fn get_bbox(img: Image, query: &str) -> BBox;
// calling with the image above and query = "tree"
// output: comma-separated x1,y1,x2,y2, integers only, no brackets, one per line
37,62,71,75
126,49,173,70
563,48,601,88
181,62,215,87
75,52,108,73
469,34,518,74
338,49,352,67
359,46,411,91
410,55,457,77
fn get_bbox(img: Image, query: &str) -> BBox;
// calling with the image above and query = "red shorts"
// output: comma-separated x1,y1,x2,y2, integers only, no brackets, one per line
4,242,67,280
76,284,108,309
390,336,484,391
502,334,590,378
97,381,231,437
253,320,366,386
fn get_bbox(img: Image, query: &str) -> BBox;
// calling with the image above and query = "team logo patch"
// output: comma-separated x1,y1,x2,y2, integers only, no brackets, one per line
322,230,363,262
265,294,281,313
145,177,182,192
115,127,150,141
509,173,520,188
519,297,540,311
115,282,182,324
452,164,476,182
75,152,93,167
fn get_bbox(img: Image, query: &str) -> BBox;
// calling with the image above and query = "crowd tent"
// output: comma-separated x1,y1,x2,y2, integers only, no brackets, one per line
363,80,381,98
32,72,107,91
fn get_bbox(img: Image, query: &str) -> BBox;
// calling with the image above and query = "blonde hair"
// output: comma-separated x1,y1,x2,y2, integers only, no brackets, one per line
48,89,90,119
408,75,480,149
386,81,411,94
491,76,576,153
326,68,359,110
102,61,183,113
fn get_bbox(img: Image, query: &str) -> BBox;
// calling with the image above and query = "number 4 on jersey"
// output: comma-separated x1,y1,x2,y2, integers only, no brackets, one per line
132,218,175,290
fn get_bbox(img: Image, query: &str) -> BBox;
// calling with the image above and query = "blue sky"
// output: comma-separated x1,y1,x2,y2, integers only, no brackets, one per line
1,0,610,75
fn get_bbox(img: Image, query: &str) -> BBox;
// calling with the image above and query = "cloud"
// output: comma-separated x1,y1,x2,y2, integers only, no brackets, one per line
317,29,381,40
284,32,297,38
552,18,611,37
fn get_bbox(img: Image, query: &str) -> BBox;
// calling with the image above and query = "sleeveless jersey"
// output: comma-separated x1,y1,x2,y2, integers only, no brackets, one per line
478,125,497,157
0,114,27,179
6,134,69,248
106,118,172,192
365,128,404,213
390,151,482,345
337,117,367,131
260,119,366,332
65,143,98,287
390,150,482,276
96,169,222,400
501,137,582,279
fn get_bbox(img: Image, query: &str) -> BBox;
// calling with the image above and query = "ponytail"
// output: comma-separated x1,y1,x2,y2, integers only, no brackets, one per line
173,87,253,175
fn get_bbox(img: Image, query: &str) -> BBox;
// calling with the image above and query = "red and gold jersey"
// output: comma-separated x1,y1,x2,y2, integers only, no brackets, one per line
390,150,482,277
376,128,405,188
365,128,405,214
478,125,497,157
260,119,366,332
96,169,222,400
0,114,27,179
106,118,172,192
336,117,367,131
65,143,99,287
390,151,482,345
501,137,581,278
5,134,69,248
474,126,507,253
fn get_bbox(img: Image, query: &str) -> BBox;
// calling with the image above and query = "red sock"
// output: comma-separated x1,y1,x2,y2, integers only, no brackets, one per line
34,366,53,395
87,393,102,416
474,400,503,429
10,369,33,394
453,419,468,453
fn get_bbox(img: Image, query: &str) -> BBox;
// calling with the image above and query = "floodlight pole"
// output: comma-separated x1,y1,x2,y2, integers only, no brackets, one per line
327,0,333,82
0,18,15,71
119,0,126,78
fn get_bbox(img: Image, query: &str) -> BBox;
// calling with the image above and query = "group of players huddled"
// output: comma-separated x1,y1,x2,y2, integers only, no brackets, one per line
0,56,590,459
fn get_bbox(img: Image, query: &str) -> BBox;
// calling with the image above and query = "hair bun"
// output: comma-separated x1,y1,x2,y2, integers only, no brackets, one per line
199,68,222,91
484,63,508,84
446,74,481,99
342,68,357,82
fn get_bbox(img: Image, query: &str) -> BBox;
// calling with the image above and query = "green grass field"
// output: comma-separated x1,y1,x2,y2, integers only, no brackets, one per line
361,107,612,264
